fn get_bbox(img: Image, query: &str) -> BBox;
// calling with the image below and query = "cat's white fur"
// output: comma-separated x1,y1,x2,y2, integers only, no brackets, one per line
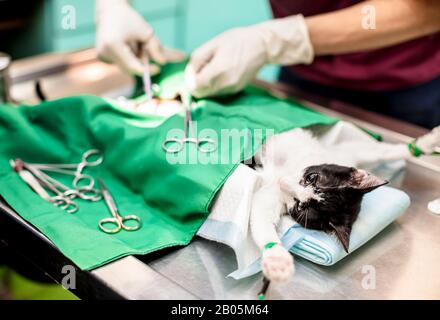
250,125,440,283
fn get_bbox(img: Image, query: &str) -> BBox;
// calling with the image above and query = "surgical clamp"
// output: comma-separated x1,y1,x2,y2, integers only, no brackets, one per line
98,179,142,234
162,91,217,154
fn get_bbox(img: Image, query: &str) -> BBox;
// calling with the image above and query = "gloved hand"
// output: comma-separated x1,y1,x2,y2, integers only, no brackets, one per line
96,0,184,76
185,15,314,98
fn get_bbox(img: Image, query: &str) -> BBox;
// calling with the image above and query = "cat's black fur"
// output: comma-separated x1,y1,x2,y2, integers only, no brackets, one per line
288,164,388,253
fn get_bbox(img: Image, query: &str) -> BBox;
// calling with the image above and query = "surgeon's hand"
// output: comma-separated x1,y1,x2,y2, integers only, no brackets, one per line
185,15,314,98
96,0,183,76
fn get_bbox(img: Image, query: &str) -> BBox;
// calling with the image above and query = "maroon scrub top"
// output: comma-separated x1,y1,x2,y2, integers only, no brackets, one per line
270,0,440,91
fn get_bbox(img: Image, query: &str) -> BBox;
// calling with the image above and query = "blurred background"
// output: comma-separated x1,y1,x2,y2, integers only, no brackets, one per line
0,0,277,300
0,0,278,81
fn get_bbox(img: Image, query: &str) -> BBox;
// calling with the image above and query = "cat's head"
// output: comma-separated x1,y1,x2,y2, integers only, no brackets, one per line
281,164,388,253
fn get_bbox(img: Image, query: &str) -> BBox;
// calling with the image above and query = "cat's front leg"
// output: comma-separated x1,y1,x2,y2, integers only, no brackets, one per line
250,184,294,283
355,125,440,166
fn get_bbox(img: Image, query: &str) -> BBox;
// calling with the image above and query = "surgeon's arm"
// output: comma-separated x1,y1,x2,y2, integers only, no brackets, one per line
307,0,440,55
186,0,440,98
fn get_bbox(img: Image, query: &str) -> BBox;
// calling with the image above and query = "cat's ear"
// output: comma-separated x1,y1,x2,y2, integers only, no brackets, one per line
351,169,388,193
329,222,351,253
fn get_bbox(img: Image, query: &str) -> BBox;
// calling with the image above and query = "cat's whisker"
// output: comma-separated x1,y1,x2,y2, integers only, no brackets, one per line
304,210,309,229
296,208,306,223
295,208,309,229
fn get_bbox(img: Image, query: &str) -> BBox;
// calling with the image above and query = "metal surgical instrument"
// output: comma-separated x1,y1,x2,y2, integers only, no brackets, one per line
12,149,104,213
23,162,79,214
143,60,152,101
28,149,103,189
29,167,101,202
98,179,142,234
162,91,217,154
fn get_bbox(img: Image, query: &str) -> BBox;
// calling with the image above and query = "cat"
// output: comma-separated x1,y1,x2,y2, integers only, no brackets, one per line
249,124,440,283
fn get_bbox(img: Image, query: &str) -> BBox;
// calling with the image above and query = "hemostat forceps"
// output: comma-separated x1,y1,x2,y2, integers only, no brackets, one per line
30,149,103,190
10,159,78,213
162,91,217,154
12,149,104,214
22,162,80,214
98,179,142,234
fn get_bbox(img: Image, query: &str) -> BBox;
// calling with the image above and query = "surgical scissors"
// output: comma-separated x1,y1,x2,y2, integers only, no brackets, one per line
29,149,103,169
29,149,103,189
162,91,217,154
23,163,79,214
13,149,104,213
98,179,142,234
34,168,102,202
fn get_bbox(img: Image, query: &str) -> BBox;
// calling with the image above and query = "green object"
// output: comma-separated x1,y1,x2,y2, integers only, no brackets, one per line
263,242,278,251
0,62,337,270
259,241,277,300
408,141,424,157
0,266,78,300
408,139,440,157
359,127,383,142
9,270,79,300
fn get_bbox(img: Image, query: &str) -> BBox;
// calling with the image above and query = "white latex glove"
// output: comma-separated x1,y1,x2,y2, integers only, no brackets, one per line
185,15,314,98
96,0,184,76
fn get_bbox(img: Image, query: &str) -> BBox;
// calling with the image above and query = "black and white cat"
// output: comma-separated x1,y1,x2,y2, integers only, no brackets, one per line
250,125,440,283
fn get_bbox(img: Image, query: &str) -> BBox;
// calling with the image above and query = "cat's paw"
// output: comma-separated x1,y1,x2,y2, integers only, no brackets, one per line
262,244,294,283
417,126,440,154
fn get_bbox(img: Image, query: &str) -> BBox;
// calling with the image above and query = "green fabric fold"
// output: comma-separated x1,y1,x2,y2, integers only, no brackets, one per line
0,62,337,270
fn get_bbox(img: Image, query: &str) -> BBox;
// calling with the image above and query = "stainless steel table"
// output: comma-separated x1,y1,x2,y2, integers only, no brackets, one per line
1,50,439,299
